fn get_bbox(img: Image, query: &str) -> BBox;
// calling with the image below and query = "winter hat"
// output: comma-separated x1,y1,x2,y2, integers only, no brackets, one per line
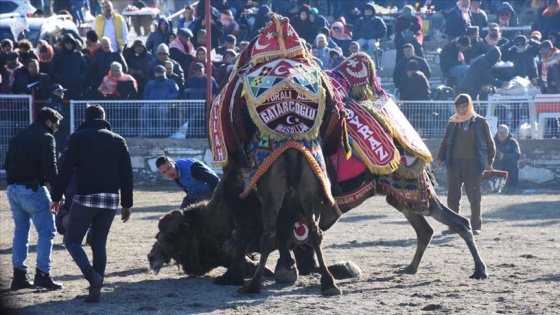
154,65,166,73
156,43,169,55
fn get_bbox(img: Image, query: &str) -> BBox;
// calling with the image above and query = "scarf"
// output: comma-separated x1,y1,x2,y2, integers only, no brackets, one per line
541,47,560,86
98,72,137,95
449,95,476,123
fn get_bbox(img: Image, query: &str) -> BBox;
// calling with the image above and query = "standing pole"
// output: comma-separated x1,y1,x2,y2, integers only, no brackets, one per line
205,0,212,107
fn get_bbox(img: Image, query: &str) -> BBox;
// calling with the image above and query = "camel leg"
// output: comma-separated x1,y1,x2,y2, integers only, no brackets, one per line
428,191,488,279
215,228,252,286
298,160,341,296
386,194,434,274
238,162,287,294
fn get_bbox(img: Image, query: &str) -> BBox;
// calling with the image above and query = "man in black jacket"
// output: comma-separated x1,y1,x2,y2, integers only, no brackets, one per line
4,107,64,291
50,33,88,100
50,104,133,303
393,43,431,93
493,124,520,193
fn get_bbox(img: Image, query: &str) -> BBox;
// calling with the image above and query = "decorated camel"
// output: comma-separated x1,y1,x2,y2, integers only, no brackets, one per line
148,12,487,296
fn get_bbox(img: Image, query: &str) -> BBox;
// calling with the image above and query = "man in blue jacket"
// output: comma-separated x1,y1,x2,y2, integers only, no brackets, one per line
140,65,180,137
156,155,220,208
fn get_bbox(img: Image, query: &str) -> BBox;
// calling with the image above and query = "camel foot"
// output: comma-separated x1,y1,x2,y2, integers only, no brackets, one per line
469,269,488,280
214,271,244,286
237,282,261,294
321,285,342,296
401,264,418,275
275,266,298,284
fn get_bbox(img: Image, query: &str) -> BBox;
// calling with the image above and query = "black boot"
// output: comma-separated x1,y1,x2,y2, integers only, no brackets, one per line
33,268,63,290
84,268,103,303
10,269,33,290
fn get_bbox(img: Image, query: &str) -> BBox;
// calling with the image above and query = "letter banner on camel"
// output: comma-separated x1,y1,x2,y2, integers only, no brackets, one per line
345,100,400,174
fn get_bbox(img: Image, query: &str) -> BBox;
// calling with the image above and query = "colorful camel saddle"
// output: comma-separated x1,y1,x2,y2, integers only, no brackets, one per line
239,135,334,206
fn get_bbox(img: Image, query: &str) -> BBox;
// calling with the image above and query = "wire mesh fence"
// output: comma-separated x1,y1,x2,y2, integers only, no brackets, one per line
0,95,33,173
70,99,208,138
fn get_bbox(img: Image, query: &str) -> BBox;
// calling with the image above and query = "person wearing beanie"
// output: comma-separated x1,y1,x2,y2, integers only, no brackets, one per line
458,47,508,100
309,7,328,40
437,93,495,236
50,103,133,302
328,47,345,70
291,4,316,44
394,5,424,64
503,35,540,88
147,43,184,84
352,2,387,61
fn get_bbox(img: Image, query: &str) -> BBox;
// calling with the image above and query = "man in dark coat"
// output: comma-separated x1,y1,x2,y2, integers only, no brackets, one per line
440,36,471,87
444,0,472,39
400,60,431,133
458,47,506,100
50,104,133,303
12,59,52,101
50,34,88,100
124,39,154,97
5,107,64,291
393,43,431,93
352,2,387,59
493,124,520,193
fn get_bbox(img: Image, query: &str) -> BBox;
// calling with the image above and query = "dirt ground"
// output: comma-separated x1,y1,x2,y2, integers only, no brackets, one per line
1,186,559,315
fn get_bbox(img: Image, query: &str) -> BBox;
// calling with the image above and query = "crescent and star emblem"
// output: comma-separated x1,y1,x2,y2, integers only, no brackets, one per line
272,64,288,76
286,115,299,125
254,36,269,50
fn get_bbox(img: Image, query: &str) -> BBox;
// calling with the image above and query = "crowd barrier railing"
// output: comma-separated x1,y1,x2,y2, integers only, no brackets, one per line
70,99,208,138
0,95,33,176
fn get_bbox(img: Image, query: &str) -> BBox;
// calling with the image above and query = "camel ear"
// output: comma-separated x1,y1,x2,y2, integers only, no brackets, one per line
158,209,184,233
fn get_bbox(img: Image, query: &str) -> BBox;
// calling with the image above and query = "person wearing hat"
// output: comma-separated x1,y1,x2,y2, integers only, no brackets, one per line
504,35,539,86
309,7,328,41
44,83,70,156
291,4,317,44
146,16,173,56
186,62,218,96
0,51,24,94
329,47,345,70
352,2,387,61
169,28,195,76
50,33,88,100
436,93,496,235
538,40,560,94
124,39,154,96
394,5,424,64
480,23,509,54
440,35,471,88
187,46,219,79
12,58,52,101
314,34,331,70
140,65,180,137
458,47,509,100
50,104,133,303
92,0,128,52
393,43,432,93
6,107,64,291
147,43,184,87
495,2,519,40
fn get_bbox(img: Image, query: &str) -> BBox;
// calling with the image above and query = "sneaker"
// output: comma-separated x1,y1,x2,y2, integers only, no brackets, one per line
10,269,33,291
473,230,481,235
33,268,63,290
441,228,457,235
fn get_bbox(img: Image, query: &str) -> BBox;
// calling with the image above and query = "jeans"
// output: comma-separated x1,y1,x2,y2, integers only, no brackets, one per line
64,202,116,277
7,184,56,273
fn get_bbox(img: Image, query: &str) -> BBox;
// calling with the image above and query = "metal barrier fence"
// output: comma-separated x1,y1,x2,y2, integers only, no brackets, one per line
0,95,33,175
70,99,208,138
397,97,560,139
